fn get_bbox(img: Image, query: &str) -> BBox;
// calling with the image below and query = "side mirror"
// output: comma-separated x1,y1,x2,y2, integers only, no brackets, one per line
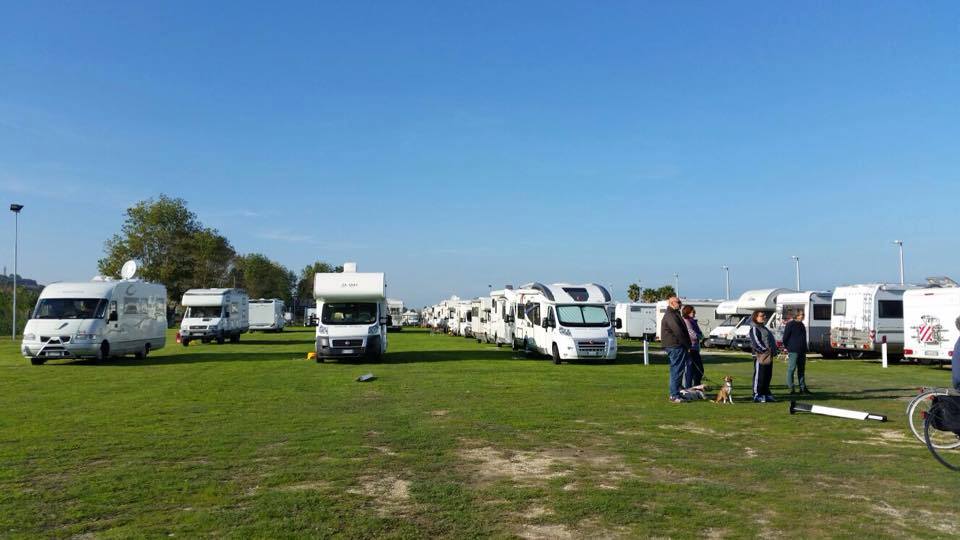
224,312,230,318
108,311,118,322
615,318,623,329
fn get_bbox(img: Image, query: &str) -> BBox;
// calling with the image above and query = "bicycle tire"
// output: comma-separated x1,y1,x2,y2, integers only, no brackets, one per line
908,389,951,445
924,400,960,471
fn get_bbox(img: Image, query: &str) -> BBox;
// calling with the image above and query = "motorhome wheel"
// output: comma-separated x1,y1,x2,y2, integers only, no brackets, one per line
230,334,240,343
97,342,110,361
135,343,151,359
552,344,561,365
181,338,191,347
30,358,45,366
216,335,225,345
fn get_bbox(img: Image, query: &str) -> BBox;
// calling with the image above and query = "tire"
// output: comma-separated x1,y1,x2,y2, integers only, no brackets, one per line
496,342,502,348
30,358,46,366
97,341,110,361
552,343,561,365
181,338,191,347
144,343,151,357
216,334,225,345
924,399,960,471
909,389,958,446
202,338,211,344
230,333,240,343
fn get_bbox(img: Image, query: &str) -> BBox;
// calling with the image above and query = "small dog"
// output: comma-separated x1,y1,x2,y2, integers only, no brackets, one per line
714,375,734,404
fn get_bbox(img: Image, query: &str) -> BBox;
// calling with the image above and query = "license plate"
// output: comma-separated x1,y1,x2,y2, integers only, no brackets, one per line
343,349,354,355
925,350,938,357
47,351,63,357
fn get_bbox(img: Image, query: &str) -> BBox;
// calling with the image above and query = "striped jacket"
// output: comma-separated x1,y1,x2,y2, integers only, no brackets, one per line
749,322,777,354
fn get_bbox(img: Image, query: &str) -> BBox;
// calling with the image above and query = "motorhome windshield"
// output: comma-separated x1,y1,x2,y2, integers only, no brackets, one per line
185,306,223,318
719,315,743,327
557,305,610,327
322,302,378,325
32,298,108,320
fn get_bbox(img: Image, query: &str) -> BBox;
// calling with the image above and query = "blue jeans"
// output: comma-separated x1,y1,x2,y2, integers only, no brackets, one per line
684,348,703,388
786,352,806,390
666,346,689,398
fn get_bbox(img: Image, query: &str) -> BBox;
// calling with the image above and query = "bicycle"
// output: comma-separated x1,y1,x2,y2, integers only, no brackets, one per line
920,388,960,471
906,387,960,447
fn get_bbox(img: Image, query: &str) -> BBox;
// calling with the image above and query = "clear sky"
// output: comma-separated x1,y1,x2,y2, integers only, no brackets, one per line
1,1,958,307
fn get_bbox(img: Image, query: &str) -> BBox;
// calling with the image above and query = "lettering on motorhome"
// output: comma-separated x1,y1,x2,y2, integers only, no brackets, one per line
340,282,360,288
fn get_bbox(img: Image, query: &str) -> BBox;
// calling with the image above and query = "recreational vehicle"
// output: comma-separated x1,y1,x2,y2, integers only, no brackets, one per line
729,288,794,351
473,297,493,343
313,262,388,361
513,282,618,364
704,300,751,348
654,299,722,341
903,279,960,364
303,307,318,326
387,299,404,332
614,302,657,340
21,265,167,364
487,287,537,347
401,310,420,326
772,291,835,357
180,288,250,345
451,300,473,337
249,298,286,332
830,283,920,358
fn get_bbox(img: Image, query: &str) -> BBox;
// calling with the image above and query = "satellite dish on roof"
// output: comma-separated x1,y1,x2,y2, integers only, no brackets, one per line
120,260,138,280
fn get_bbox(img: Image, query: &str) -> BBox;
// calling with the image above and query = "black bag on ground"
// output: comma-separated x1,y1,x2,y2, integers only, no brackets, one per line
929,396,960,433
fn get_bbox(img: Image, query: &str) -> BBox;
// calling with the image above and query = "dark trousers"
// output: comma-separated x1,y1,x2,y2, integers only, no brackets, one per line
786,352,807,390
684,349,703,388
753,357,773,397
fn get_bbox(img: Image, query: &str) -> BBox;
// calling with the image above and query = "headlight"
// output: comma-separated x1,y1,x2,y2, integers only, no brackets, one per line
23,333,36,342
316,325,329,336
369,324,381,335
607,327,615,338
75,332,100,341
208,325,219,332
558,327,572,337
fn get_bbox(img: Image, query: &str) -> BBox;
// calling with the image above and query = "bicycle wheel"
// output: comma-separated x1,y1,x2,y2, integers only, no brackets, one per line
908,389,950,444
923,400,960,471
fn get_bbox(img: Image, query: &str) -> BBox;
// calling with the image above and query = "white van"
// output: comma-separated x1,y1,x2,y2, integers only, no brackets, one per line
249,298,286,332
772,291,835,357
473,297,493,343
704,300,751,348
830,283,921,358
387,299,404,332
304,307,318,326
614,302,657,340
729,288,795,351
903,280,960,364
401,310,421,327
180,288,250,345
487,287,535,347
21,272,167,365
314,262,388,361
513,282,618,364
654,299,722,341
452,300,473,337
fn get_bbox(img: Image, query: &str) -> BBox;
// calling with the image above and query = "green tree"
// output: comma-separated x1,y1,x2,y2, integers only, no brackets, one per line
234,254,295,302
640,285,677,302
188,228,237,290
295,262,343,302
627,283,641,302
0,285,42,335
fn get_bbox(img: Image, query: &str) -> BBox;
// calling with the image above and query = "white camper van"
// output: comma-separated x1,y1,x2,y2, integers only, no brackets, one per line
387,299,404,332
513,282,618,364
473,297,493,343
704,300,751,348
314,262,388,361
830,283,920,358
614,303,657,340
487,287,534,347
180,288,250,345
249,298,286,332
401,310,421,327
772,291,835,357
654,300,722,341
729,288,794,351
303,307,318,326
452,300,473,337
903,279,960,364
21,264,167,365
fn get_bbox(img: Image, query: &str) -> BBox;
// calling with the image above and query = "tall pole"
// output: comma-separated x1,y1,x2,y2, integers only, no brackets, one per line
674,273,679,297
10,203,23,339
893,240,904,285
792,256,800,290
722,266,730,300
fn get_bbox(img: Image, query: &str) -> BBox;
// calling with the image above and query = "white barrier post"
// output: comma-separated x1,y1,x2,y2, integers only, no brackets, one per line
881,336,888,369
643,338,649,366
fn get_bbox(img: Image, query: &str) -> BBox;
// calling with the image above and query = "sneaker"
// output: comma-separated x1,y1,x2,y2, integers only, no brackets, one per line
753,395,764,403
765,394,777,402
669,396,685,403
801,387,811,394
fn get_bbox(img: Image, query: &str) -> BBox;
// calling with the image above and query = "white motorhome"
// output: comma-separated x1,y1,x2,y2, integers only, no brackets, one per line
249,298,286,332
387,299,404,332
704,300,751,348
903,279,960,364
303,307,318,326
314,262,388,361
513,282,618,364
487,287,535,348
654,299,722,341
180,288,250,345
452,300,473,337
401,310,421,327
21,265,167,365
473,297,493,343
772,291,835,357
614,302,657,340
830,283,920,358
729,288,795,351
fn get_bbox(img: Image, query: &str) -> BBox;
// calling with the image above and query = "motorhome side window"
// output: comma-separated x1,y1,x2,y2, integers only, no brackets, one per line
833,299,846,316
813,304,831,320
715,312,726,320
525,302,540,325
878,300,903,319
123,297,139,315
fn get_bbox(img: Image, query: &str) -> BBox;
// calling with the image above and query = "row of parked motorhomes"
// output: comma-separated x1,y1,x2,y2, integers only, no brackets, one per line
424,277,960,365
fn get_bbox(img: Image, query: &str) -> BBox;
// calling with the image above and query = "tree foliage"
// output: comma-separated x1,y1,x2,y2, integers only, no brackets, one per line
640,285,677,303
627,283,641,302
233,254,296,303
296,262,343,303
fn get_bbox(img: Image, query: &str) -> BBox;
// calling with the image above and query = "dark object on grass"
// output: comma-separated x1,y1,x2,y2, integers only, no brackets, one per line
357,373,376,382
789,401,886,422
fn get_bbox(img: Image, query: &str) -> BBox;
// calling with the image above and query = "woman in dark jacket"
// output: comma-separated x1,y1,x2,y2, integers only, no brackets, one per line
748,310,778,403
682,305,704,388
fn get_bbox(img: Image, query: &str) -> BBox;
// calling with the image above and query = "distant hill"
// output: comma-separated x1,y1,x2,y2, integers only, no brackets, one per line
0,274,43,292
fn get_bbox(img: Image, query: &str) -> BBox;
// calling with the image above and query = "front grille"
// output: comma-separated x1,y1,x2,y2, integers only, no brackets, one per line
576,340,607,354
332,339,363,348
40,336,71,343
189,325,207,330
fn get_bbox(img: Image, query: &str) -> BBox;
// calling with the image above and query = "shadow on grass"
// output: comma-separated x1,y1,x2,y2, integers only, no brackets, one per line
45,351,303,367
237,339,316,346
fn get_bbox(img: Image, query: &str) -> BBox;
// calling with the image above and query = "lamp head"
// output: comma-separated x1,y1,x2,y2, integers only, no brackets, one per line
9,204,23,213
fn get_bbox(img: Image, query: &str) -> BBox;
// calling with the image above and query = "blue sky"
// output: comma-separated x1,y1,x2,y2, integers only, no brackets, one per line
1,1,958,307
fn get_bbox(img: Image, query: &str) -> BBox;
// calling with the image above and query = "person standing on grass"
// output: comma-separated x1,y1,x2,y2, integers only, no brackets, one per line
782,311,810,394
661,295,692,403
749,310,777,403
953,317,960,391
682,305,704,388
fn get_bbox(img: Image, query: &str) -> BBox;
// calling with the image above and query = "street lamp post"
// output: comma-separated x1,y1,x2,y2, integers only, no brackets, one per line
721,266,730,300
10,203,23,339
892,240,904,285
791,256,800,291
674,273,679,297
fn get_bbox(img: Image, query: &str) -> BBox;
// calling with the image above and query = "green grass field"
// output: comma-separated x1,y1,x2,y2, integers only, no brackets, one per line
1,328,958,538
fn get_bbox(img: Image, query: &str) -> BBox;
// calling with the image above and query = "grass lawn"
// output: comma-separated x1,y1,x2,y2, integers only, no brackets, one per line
1,327,958,538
